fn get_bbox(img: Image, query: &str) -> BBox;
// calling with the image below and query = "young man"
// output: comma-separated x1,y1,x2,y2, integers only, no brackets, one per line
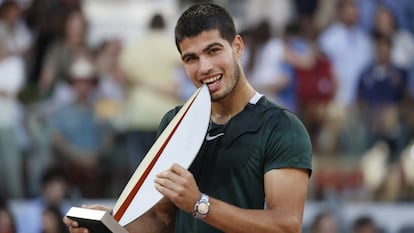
64,3,312,233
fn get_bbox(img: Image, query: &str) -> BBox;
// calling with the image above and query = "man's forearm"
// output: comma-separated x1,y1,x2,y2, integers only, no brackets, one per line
200,196,304,233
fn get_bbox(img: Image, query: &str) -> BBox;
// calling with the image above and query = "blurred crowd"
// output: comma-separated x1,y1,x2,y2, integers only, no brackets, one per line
0,0,414,232
0,0,186,201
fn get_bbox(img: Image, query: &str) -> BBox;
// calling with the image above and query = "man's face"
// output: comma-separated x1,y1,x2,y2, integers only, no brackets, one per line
178,30,243,102
375,8,394,35
72,79,95,99
340,2,359,26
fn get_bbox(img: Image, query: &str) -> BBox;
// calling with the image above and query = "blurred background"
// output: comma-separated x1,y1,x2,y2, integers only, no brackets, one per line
0,0,413,232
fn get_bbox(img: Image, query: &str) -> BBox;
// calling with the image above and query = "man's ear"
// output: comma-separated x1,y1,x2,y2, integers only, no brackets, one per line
232,35,244,58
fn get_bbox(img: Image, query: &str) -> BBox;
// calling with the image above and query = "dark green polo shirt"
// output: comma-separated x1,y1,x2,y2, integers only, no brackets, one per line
157,95,312,233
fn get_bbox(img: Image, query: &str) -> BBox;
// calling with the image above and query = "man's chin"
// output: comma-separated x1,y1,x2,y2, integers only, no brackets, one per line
210,92,228,102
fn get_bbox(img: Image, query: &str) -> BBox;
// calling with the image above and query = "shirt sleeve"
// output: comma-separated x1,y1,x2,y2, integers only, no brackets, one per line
263,110,313,176
155,106,182,138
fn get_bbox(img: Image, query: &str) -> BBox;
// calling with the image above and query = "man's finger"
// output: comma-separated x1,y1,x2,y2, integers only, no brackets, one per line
156,168,182,181
170,163,186,175
63,216,79,227
155,183,175,197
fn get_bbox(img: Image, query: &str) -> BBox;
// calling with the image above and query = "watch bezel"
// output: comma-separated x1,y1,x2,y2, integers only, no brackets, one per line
196,200,210,215
193,193,210,219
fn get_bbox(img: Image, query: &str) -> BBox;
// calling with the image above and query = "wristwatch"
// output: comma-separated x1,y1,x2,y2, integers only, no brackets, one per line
193,193,210,219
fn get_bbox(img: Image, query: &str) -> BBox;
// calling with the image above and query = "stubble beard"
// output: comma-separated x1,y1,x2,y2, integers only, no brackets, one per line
211,59,241,102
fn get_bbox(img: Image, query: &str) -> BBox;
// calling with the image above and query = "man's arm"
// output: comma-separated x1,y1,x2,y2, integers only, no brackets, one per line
155,164,309,233
204,168,309,233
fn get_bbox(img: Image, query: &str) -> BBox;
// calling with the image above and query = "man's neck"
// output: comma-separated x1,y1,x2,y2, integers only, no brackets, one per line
211,79,255,124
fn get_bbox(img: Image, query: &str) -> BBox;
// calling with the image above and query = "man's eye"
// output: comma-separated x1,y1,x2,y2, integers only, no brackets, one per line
209,48,220,54
184,57,195,63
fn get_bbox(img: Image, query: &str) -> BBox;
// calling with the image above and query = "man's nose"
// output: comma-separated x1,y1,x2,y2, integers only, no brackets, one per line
199,56,213,74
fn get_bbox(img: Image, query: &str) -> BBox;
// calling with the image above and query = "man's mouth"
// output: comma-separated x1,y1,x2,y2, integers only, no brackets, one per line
202,74,222,86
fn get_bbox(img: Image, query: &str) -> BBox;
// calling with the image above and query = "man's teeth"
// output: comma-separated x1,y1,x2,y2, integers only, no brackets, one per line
204,75,221,84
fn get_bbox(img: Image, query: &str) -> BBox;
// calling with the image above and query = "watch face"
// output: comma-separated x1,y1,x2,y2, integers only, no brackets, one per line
197,202,209,215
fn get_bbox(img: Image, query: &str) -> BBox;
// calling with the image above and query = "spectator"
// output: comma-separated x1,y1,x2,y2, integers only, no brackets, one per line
318,0,373,154
41,205,70,233
22,7,87,198
372,5,414,140
373,5,414,80
356,32,409,163
357,32,410,202
318,0,373,106
119,13,182,172
286,21,337,154
15,167,70,233
0,0,32,58
242,20,291,108
352,215,379,233
93,38,128,195
93,38,125,124
48,55,113,198
0,55,25,198
288,3,336,105
24,0,81,85
310,211,340,233
38,9,92,111
0,1,32,198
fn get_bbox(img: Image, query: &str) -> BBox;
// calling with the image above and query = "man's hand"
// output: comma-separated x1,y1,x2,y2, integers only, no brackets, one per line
154,163,200,213
63,205,112,233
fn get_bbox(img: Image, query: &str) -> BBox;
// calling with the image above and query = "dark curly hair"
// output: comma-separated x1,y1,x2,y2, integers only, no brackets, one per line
174,3,237,53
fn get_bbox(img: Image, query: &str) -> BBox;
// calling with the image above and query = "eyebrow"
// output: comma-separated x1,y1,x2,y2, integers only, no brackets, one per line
202,42,224,53
181,42,224,61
